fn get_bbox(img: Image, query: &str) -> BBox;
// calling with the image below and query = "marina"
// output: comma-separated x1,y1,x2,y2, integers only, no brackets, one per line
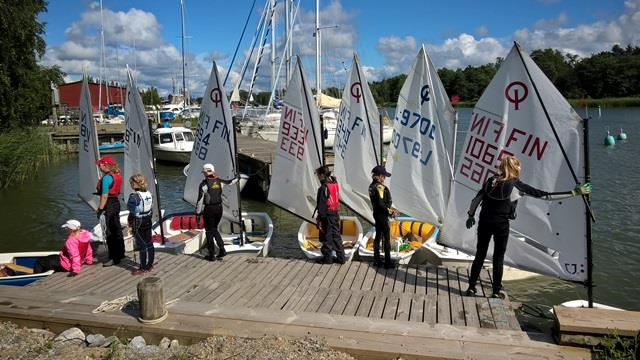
0,253,590,359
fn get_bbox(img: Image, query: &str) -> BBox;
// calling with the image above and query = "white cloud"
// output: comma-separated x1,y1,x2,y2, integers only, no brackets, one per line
367,36,417,81
514,0,640,56
41,3,215,98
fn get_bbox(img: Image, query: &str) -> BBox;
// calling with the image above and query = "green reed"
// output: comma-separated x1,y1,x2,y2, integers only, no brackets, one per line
0,128,60,188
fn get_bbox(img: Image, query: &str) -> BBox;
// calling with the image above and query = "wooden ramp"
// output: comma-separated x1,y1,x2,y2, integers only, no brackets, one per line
0,254,589,359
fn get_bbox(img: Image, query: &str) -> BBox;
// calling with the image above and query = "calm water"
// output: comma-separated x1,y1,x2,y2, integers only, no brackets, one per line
0,107,638,311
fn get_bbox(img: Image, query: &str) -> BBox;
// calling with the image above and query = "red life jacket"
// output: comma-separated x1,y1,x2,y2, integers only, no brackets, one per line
96,172,122,197
326,182,339,212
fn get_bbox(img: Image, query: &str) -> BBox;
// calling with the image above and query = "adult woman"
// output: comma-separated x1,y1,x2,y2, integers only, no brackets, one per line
95,155,124,267
34,219,93,275
127,174,154,275
195,163,237,261
465,155,591,298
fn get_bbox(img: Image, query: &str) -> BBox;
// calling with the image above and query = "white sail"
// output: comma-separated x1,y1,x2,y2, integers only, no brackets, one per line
267,56,323,223
230,84,241,103
183,62,240,223
333,53,381,224
78,72,101,210
385,46,456,226
442,43,587,282
123,69,160,223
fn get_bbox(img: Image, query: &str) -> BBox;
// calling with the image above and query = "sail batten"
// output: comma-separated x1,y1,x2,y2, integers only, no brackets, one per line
441,44,587,282
78,73,101,210
183,63,240,223
267,57,323,224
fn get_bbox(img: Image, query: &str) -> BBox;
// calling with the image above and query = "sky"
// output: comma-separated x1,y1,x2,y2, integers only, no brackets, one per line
39,0,640,98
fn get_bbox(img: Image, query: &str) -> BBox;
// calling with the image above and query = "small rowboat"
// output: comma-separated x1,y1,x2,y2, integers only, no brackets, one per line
358,217,440,264
298,216,363,261
0,251,58,286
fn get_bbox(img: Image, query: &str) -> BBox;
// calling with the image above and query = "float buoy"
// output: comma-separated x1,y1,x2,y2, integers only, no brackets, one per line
604,130,616,146
617,128,628,141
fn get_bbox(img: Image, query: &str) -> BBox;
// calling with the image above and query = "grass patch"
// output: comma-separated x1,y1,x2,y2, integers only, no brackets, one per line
0,128,59,188
593,330,638,360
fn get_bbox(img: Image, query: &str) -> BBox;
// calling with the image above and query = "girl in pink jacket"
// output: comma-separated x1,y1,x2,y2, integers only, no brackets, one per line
34,219,93,275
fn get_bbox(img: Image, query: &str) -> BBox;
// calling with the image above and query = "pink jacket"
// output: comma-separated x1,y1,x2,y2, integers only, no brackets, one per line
59,229,93,274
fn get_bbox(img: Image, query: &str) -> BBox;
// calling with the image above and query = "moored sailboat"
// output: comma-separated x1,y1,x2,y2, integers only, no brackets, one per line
358,46,464,264
183,61,273,257
442,42,595,302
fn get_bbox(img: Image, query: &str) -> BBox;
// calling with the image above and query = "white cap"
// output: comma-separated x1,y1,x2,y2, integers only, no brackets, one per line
61,219,81,230
202,163,215,172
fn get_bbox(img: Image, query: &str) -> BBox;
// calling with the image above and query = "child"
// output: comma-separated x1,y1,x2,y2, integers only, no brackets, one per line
127,174,154,275
34,219,93,275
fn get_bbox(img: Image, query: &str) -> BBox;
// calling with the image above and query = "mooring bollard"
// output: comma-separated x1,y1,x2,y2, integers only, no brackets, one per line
137,277,168,324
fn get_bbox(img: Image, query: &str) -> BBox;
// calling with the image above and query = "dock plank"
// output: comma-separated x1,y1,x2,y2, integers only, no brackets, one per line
437,267,451,325
448,267,466,327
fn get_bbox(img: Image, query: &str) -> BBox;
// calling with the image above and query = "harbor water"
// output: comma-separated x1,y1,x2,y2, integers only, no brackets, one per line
0,107,638,311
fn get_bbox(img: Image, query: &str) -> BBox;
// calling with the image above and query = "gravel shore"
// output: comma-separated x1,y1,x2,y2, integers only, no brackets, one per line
0,322,355,360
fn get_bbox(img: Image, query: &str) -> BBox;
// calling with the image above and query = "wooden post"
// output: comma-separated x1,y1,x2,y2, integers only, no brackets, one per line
137,277,167,323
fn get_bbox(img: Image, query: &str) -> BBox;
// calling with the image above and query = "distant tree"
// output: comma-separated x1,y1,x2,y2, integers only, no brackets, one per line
0,0,64,130
141,87,161,106
530,49,582,98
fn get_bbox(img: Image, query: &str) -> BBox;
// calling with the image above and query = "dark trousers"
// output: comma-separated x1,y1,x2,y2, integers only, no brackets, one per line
373,213,391,265
319,212,345,263
468,220,510,294
203,205,225,257
105,198,125,263
133,216,154,270
34,254,64,274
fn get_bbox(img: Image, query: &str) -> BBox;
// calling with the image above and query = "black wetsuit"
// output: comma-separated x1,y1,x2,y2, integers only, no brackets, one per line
369,180,394,267
316,179,344,264
198,177,234,259
467,176,572,294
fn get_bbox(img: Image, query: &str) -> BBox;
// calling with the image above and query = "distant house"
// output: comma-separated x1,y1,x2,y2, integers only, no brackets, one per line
58,81,126,113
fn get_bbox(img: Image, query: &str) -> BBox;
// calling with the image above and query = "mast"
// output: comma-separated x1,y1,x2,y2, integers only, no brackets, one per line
583,117,593,308
147,118,166,245
270,0,277,92
180,0,188,106
284,0,290,83
98,0,105,115
315,0,321,100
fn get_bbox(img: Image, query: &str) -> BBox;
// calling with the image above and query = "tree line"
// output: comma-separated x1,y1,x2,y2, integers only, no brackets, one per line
368,45,640,106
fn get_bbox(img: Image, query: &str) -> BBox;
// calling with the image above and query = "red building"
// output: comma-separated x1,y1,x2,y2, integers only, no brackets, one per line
58,81,126,112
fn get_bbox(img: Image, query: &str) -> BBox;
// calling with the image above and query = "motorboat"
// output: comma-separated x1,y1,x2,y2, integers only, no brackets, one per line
153,126,195,164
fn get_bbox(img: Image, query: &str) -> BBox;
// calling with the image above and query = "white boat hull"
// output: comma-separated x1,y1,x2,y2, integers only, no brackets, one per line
92,211,273,256
298,216,363,261
154,148,192,164
0,251,58,286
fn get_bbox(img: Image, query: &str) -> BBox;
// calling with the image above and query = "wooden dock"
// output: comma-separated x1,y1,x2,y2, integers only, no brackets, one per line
0,254,588,359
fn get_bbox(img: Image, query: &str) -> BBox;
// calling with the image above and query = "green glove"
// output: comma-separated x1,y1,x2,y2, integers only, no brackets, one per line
571,182,592,196
465,216,476,229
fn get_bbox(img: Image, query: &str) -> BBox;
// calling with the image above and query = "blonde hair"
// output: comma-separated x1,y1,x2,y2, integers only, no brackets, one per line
497,155,520,181
106,162,121,174
129,174,148,191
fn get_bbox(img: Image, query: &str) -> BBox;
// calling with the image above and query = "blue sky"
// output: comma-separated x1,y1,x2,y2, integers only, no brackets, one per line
40,0,638,97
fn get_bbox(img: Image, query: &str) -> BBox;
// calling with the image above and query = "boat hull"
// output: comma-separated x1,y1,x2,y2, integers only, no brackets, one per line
0,251,57,286
357,217,440,264
298,216,363,261
93,211,273,257
153,148,192,164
